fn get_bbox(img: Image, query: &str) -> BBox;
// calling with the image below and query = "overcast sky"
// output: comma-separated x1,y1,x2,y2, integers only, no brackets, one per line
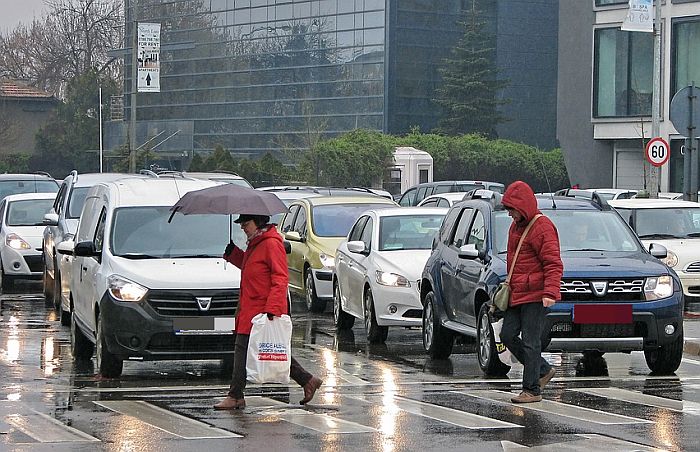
0,0,48,33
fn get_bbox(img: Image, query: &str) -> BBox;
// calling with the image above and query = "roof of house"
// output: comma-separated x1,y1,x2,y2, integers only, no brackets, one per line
0,79,55,100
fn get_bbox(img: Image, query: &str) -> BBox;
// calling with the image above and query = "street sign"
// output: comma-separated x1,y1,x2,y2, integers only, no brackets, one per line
670,85,700,138
645,137,670,167
137,23,160,93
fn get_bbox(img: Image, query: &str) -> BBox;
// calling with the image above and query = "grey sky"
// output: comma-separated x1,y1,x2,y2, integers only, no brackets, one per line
0,0,48,33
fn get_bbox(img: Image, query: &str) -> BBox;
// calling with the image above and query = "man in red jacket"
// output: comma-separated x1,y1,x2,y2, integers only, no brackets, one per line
501,181,563,403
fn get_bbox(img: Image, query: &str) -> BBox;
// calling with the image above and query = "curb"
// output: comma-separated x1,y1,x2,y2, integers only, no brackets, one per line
684,339,700,357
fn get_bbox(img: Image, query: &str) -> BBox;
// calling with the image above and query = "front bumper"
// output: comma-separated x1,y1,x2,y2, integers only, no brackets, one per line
676,271,700,300
311,268,334,300
372,283,423,327
99,291,236,361
1,248,43,279
544,295,683,352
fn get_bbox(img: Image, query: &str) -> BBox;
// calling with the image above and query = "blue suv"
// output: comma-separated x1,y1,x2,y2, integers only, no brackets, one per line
420,190,684,375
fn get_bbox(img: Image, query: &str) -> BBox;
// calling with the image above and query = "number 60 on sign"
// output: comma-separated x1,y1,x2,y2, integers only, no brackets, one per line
645,137,670,167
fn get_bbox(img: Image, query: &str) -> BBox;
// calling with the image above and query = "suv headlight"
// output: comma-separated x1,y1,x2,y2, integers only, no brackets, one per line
376,270,411,287
108,275,148,302
319,252,335,269
644,276,673,301
6,233,30,250
661,250,678,268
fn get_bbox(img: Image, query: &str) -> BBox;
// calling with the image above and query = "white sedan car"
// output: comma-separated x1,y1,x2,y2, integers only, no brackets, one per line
333,207,447,343
416,192,470,207
0,193,56,290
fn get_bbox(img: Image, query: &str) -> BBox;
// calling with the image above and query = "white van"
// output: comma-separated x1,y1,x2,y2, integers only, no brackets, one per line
59,177,244,377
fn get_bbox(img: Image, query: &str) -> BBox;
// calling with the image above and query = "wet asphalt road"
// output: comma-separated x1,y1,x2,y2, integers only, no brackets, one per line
2,283,700,451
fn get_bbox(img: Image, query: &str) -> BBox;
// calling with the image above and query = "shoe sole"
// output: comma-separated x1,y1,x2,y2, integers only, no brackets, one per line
511,397,542,403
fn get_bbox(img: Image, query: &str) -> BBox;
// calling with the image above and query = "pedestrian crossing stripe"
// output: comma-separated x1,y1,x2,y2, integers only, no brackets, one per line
5,411,99,443
570,387,700,415
502,434,664,451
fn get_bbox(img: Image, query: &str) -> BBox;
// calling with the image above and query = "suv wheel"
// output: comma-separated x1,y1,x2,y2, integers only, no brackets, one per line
70,311,94,360
305,269,326,313
59,302,71,327
644,329,683,375
52,258,62,311
364,288,388,344
333,281,355,330
477,303,510,376
422,291,453,359
43,261,53,304
96,313,123,378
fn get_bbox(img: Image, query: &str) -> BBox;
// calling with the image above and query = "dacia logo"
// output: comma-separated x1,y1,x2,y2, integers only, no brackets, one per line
196,297,212,311
591,281,608,297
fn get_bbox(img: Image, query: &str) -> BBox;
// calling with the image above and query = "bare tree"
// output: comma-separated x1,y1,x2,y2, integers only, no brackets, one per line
0,0,123,97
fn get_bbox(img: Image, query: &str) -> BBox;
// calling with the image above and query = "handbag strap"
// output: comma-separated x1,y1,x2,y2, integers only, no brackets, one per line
505,214,542,284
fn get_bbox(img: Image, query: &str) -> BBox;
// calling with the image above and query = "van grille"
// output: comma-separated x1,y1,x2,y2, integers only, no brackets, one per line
146,289,238,317
559,279,645,302
686,262,700,273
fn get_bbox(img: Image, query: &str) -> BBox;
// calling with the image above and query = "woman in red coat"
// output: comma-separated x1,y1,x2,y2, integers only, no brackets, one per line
214,214,322,410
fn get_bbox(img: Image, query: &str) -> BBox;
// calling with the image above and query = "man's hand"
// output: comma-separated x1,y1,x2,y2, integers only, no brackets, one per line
224,241,235,255
542,297,556,307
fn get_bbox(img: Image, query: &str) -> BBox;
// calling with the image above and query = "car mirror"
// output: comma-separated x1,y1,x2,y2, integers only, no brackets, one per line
56,240,75,256
74,240,99,257
43,212,59,226
285,231,303,242
649,243,668,259
283,240,292,254
347,240,368,255
458,244,479,259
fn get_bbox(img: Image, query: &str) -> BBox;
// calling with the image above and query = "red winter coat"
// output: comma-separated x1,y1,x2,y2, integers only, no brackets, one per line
223,225,288,334
502,181,563,307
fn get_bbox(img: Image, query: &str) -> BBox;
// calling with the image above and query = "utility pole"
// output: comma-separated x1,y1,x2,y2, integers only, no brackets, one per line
99,87,104,173
129,0,138,173
649,0,662,198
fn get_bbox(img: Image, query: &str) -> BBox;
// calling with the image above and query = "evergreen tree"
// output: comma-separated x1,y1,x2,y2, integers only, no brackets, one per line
433,0,509,138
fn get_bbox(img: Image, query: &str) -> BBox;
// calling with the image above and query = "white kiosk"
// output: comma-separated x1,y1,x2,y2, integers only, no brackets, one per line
383,147,433,197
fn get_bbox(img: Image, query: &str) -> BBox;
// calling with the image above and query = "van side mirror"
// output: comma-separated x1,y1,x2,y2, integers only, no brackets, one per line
649,243,668,259
285,231,304,242
74,241,99,257
43,212,59,226
56,240,75,256
458,244,479,260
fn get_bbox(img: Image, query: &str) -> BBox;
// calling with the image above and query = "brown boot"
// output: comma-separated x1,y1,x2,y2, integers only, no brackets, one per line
214,396,246,410
511,391,542,404
300,377,323,405
539,368,556,390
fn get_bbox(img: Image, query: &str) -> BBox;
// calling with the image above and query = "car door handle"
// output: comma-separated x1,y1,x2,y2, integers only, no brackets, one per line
82,266,87,272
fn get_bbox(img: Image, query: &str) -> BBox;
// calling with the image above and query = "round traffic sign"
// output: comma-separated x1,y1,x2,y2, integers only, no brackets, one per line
645,137,670,167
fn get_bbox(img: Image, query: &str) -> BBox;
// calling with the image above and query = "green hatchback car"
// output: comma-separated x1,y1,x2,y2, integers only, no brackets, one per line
280,195,397,312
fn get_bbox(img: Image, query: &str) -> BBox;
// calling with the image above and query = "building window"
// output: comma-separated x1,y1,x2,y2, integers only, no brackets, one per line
672,17,700,101
595,0,628,6
594,27,653,117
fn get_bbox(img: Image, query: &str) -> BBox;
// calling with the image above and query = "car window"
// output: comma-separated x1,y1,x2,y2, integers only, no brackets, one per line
67,187,91,219
398,188,416,207
440,207,461,244
0,180,59,201
293,206,307,235
493,211,512,254
281,205,299,233
455,183,484,192
618,192,635,199
54,182,68,214
437,198,450,208
360,217,373,249
311,203,390,237
421,198,438,207
93,208,107,253
614,208,633,226
379,214,444,251
0,200,6,229
6,199,54,226
450,208,474,248
348,216,369,241
466,210,486,251
433,184,452,194
415,186,429,204
632,207,700,238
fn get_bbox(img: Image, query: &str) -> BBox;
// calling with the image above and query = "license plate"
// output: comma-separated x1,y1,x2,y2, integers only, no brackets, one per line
573,304,632,324
173,317,235,335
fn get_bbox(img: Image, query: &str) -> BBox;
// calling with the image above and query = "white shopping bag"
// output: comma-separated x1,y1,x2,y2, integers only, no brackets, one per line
490,317,519,366
246,313,292,384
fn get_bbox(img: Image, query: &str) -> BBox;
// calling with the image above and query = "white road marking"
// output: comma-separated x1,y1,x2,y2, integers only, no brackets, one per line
277,412,377,434
457,390,653,425
5,411,99,443
502,434,665,451
93,400,241,439
570,387,700,414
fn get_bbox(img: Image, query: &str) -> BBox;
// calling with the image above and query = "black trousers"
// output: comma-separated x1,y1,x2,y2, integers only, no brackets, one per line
228,333,313,399
500,302,552,395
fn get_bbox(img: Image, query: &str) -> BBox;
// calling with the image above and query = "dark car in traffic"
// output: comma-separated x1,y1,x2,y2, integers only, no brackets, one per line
420,190,684,375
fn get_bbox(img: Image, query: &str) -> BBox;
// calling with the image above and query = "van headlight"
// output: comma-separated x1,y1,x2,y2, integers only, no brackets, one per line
319,253,335,269
644,276,673,301
6,233,30,250
108,275,148,302
661,250,678,268
376,270,411,287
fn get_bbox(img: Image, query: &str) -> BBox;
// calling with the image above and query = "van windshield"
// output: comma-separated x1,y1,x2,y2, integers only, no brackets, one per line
110,206,247,258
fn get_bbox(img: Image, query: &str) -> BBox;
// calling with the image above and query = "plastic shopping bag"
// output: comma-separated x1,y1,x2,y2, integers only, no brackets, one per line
490,316,519,366
246,313,292,384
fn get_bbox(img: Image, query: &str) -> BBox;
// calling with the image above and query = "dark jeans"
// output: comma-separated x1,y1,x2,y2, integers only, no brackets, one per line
500,302,552,395
228,333,313,399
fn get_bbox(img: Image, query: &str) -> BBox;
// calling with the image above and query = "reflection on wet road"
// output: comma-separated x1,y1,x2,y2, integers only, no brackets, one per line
1,283,700,450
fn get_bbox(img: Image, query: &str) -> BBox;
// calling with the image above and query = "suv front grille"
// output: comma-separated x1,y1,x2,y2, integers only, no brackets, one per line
560,279,644,302
146,289,239,317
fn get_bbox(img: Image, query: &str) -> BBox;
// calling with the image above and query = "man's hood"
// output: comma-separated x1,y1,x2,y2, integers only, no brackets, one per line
502,180,539,222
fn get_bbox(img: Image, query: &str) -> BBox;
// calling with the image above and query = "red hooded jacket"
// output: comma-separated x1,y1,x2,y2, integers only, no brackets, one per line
502,181,563,307
223,225,288,334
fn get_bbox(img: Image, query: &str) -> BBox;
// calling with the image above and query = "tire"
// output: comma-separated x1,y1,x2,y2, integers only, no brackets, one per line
71,311,94,361
477,303,511,376
333,280,355,330
43,260,53,304
364,288,388,344
52,258,61,311
305,269,326,313
644,329,683,375
96,313,123,378
422,291,454,359
60,303,71,327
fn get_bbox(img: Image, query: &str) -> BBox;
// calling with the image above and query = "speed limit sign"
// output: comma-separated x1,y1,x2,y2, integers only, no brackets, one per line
645,137,670,167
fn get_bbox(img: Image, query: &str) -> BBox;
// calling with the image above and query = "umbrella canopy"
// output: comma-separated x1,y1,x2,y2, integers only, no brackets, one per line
169,184,288,220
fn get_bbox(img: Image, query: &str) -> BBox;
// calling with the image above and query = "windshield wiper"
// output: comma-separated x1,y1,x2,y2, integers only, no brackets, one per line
116,253,160,259
565,248,607,252
685,232,700,238
171,254,218,258
638,233,678,239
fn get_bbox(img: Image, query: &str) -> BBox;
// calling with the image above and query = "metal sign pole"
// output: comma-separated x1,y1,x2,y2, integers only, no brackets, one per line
129,0,138,173
649,0,662,198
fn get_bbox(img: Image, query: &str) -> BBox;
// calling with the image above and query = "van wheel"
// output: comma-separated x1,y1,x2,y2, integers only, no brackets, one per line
644,329,683,375
364,288,388,344
96,313,123,378
52,259,62,311
71,311,94,360
305,269,326,313
0,263,14,292
333,281,355,330
43,262,53,304
422,291,453,359
60,303,71,327
477,303,511,376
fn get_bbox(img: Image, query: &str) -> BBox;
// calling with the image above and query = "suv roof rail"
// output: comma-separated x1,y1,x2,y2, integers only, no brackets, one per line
69,169,78,183
590,191,612,211
464,189,503,208
33,171,53,178
138,169,159,178
157,171,193,179
206,170,242,176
